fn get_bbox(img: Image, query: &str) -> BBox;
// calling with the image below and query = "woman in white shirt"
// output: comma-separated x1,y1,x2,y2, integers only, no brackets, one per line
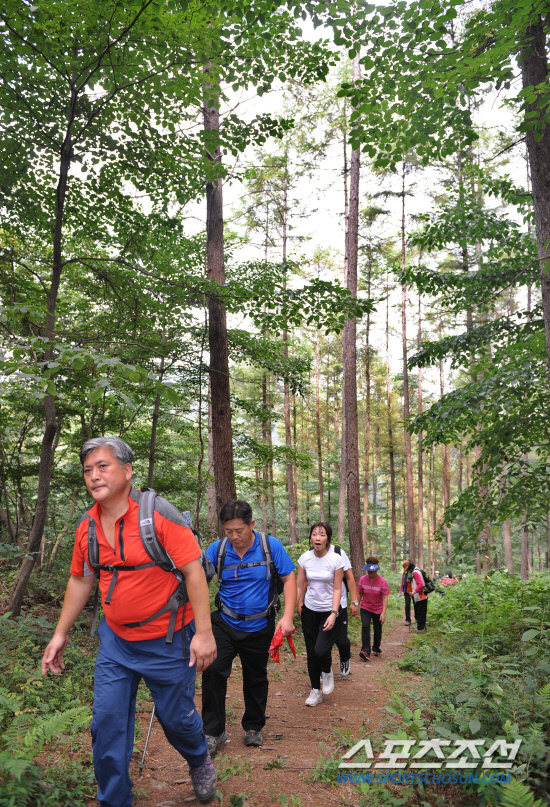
297,522,345,707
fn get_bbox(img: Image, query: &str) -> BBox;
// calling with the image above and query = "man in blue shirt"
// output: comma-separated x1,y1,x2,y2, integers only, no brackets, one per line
202,499,296,754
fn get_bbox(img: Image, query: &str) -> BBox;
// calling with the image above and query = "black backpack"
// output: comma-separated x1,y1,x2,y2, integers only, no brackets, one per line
416,567,435,595
333,545,349,592
85,487,215,651
214,531,283,622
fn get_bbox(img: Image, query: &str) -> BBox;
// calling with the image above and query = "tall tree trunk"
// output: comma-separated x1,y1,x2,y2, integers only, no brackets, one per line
315,330,325,521
439,361,452,564
325,350,332,521
204,71,235,518
431,445,438,572
400,160,416,561
8,82,77,615
520,513,529,581
262,373,269,532
503,519,514,574
337,416,347,542
338,123,349,546
362,256,372,548
417,295,424,568
372,425,379,531
280,152,298,543
386,293,397,571
207,378,217,539
342,52,364,577
522,20,550,383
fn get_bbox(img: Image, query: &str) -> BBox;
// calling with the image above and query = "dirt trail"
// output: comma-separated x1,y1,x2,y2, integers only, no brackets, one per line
131,618,413,807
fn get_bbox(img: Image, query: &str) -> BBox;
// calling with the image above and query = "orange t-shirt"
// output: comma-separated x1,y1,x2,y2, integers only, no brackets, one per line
70,491,202,640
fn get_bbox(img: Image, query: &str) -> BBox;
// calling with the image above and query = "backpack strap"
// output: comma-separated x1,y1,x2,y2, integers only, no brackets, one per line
87,516,100,639
217,536,229,581
138,488,179,576
257,531,273,580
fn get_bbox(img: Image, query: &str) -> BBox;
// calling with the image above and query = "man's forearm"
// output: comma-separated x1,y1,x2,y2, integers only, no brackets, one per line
54,575,96,637
182,558,213,635
281,575,297,619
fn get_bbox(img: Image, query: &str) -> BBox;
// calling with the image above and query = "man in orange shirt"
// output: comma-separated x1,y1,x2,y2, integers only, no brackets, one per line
41,437,218,806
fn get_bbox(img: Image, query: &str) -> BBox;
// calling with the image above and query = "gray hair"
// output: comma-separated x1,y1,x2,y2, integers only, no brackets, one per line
80,436,133,467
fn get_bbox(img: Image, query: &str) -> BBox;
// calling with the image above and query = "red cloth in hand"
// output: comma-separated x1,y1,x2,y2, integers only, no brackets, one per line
268,627,297,663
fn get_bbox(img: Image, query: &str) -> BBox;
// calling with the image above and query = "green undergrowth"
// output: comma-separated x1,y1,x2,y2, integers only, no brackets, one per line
394,572,550,805
0,608,95,805
303,573,550,806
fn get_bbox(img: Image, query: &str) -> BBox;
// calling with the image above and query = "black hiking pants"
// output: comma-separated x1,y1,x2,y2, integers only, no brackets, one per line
404,592,411,622
301,604,348,689
201,611,275,736
360,608,382,654
335,606,351,663
414,598,428,631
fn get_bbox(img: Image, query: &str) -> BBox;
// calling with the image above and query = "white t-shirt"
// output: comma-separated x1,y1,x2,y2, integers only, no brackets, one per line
298,549,345,612
328,545,351,608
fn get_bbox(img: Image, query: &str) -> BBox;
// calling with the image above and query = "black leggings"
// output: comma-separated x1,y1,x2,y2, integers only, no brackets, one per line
301,605,348,689
404,592,411,622
360,609,382,654
335,606,351,663
414,598,428,630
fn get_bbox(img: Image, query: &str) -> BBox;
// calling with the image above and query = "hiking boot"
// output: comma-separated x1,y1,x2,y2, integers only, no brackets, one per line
189,751,217,803
372,649,381,657
359,650,370,661
405,620,411,626
305,688,322,706
243,730,262,747
205,730,228,757
321,669,334,695
340,659,351,677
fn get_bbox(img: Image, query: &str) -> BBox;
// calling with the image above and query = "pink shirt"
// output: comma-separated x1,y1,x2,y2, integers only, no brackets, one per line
357,574,390,614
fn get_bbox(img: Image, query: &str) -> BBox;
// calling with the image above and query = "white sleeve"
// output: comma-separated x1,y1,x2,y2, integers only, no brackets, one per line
339,548,351,571
333,554,345,571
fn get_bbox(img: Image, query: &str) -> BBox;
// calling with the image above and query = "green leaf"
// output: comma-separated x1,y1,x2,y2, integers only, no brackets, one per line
469,719,481,734
521,629,539,642
164,386,179,404
89,388,104,403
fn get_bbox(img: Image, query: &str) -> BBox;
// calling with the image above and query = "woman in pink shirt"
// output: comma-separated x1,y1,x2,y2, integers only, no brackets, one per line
357,557,390,661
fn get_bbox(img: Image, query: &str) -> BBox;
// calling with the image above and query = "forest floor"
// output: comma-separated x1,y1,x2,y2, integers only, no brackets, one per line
112,617,418,807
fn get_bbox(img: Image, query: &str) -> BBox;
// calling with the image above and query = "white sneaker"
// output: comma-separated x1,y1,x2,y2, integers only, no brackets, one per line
321,669,334,695
340,659,351,677
305,688,322,706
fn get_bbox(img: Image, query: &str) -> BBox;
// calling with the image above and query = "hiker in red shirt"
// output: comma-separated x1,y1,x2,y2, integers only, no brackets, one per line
357,557,390,661
41,437,218,805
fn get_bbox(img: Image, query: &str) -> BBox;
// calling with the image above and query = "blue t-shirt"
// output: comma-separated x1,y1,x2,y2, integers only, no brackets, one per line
206,532,295,632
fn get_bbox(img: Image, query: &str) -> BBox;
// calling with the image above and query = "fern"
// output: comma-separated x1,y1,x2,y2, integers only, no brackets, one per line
21,707,90,751
0,688,21,714
536,681,550,708
498,779,542,807
0,751,33,783
2,713,34,749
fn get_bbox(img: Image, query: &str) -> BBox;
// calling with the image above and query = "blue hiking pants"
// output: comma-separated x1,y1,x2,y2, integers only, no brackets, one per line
91,619,207,807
